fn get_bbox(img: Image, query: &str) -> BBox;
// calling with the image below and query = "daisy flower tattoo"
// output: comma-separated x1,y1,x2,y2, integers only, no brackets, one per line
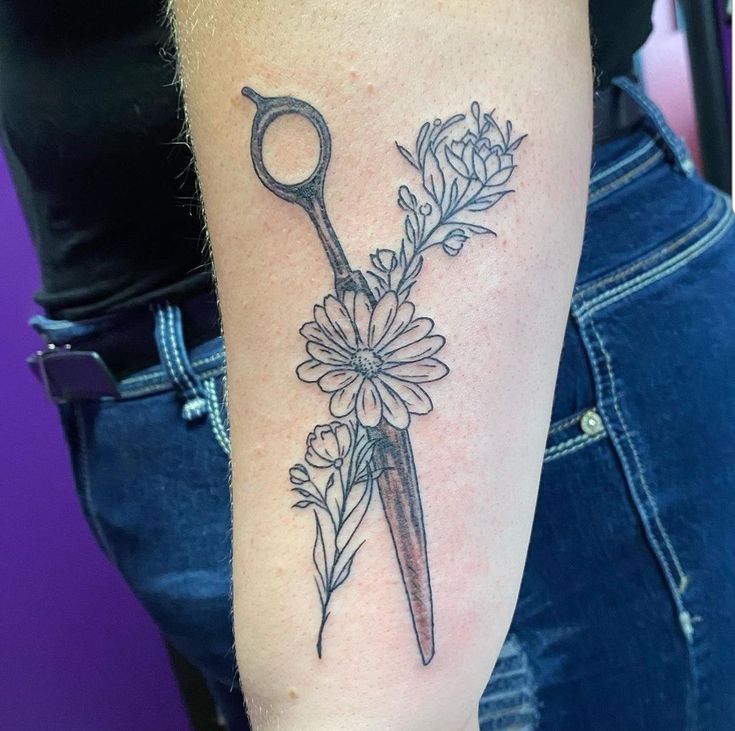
296,291,448,429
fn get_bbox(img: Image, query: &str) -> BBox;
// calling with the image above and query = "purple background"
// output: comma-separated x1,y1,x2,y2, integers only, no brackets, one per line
0,152,190,730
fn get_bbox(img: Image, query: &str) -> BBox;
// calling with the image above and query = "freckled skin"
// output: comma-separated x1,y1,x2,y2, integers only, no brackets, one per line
174,1,592,728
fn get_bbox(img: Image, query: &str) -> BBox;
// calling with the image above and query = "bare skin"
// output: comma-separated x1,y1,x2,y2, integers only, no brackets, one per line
173,2,592,729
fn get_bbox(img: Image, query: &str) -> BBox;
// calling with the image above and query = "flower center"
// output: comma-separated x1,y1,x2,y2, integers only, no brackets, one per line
350,348,383,378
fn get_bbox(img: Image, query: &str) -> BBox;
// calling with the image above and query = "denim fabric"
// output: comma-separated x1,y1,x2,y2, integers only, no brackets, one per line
479,81,735,730
52,317,245,730
40,81,734,730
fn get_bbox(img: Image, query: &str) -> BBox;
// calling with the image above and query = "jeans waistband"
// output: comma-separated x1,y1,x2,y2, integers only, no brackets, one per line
589,77,696,199
576,78,733,301
28,292,223,407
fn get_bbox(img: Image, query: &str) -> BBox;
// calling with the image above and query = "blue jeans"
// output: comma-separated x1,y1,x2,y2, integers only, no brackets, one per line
52,326,247,728
37,80,735,730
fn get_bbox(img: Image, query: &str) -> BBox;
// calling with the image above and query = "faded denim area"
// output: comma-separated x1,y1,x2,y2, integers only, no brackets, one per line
480,80,735,730
57,320,246,728
44,82,734,731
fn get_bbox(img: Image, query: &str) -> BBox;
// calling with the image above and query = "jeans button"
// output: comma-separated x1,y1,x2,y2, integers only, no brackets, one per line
580,408,604,436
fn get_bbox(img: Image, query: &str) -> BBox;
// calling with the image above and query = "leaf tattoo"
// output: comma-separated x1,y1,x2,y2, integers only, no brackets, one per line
243,87,524,662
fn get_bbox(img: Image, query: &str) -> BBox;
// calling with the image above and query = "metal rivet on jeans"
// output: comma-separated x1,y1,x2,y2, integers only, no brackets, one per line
580,408,604,436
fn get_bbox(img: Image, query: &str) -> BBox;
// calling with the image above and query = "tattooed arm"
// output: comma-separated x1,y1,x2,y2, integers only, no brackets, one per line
173,2,591,729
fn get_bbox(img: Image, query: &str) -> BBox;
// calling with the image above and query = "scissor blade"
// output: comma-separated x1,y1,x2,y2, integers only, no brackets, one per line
371,423,435,665
244,88,436,663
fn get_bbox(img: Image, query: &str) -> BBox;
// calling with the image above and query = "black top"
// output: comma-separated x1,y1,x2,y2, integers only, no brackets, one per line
0,0,210,319
0,0,654,320
590,0,655,87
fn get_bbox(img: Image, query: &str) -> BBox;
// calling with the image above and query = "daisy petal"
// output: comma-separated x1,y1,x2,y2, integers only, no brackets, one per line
383,357,449,382
296,360,334,382
314,304,343,346
348,291,372,346
373,301,415,350
385,335,446,364
356,379,382,427
300,321,351,356
306,341,350,366
374,379,410,429
329,376,363,417
379,317,433,355
325,295,358,350
378,375,433,415
318,369,359,393
368,291,398,347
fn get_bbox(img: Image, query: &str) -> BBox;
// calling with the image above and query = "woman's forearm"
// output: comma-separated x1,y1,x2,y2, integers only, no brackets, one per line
173,2,592,728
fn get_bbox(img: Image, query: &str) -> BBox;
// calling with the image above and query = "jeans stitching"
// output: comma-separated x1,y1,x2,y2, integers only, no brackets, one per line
155,306,186,393
203,378,231,457
578,197,733,320
547,412,582,435
585,314,699,719
166,306,199,398
192,351,225,368
583,214,732,319
117,383,167,398
547,408,595,436
585,315,688,595
543,431,606,462
618,78,668,126
575,194,724,299
118,365,226,399
73,403,115,560
587,149,664,206
614,78,690,171
123,350,225,387
589,137,657,187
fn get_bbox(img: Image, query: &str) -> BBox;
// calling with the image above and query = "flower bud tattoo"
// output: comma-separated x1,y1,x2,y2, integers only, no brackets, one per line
243,87,525,663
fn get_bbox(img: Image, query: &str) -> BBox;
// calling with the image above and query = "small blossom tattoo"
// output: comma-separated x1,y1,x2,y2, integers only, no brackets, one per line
305,422,352,469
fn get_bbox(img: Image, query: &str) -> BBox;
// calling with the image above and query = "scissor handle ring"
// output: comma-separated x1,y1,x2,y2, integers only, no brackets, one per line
242,87,331,210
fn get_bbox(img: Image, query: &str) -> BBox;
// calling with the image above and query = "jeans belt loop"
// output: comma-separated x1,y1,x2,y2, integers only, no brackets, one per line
153,303,208,422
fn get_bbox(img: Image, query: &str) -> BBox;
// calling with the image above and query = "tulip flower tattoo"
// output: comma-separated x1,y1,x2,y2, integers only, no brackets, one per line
243,88,525,662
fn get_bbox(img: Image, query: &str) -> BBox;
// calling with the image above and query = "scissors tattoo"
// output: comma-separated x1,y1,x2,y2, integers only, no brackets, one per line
242,86,525,664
